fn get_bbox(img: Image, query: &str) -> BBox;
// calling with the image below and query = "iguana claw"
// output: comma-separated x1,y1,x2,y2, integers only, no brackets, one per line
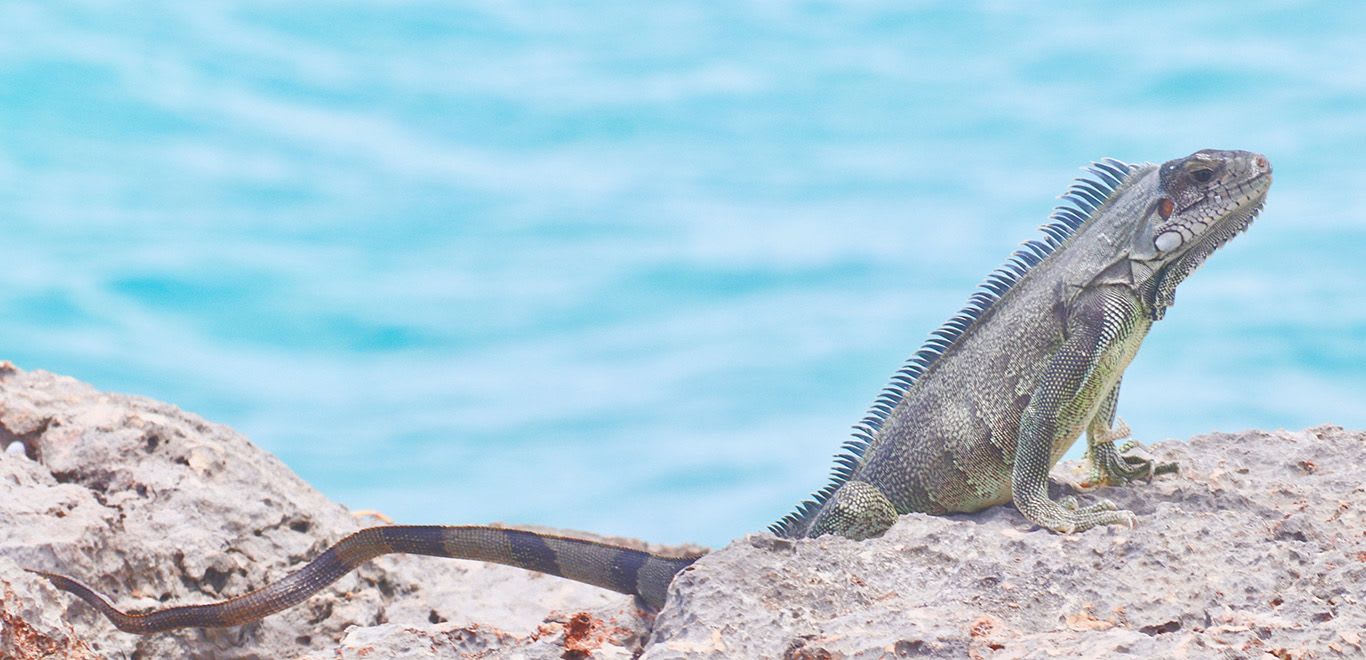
1095,418,1133,446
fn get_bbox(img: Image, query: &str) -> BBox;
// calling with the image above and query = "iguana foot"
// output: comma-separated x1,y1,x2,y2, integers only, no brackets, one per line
1094,418,1133,446
1095,448,1179,484
1058,496,1119,515
1088,418,1177,486
1017,496,1136,533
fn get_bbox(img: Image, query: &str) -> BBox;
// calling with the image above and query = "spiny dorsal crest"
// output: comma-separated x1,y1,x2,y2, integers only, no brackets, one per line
769,157,1138,538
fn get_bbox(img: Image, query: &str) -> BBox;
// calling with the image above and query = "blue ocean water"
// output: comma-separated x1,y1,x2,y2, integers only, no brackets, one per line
0,3,1362,546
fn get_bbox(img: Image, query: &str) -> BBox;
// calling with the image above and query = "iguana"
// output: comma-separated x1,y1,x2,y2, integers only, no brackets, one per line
32,148,1272,633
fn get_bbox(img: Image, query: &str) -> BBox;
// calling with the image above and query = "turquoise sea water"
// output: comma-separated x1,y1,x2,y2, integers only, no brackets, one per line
1,3,1363,546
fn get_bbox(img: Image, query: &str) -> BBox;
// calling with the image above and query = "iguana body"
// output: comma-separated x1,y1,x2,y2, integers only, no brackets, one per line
35,149,1272,632
772,148,1271,539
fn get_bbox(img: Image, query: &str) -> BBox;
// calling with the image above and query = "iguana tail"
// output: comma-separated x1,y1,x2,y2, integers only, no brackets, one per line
31,525,705,633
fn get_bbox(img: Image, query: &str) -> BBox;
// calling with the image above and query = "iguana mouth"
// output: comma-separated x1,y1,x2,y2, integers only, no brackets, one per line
1211,176,1270,237
1178,168,1271,216
1238,171,1273,202
1184,188,1267,262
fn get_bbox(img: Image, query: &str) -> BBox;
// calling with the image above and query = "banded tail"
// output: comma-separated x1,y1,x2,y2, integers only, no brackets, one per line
31,525,705,634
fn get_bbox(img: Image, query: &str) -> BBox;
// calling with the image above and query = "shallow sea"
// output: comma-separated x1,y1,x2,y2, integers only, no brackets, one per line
1,3,1363,545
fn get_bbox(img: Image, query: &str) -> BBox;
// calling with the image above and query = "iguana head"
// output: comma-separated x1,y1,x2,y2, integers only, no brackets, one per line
1130,149,1272,316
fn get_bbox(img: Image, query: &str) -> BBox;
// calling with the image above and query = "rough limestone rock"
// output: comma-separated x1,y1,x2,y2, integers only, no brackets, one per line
0,365,650,659
0,364,1362,658
649,426,1364,659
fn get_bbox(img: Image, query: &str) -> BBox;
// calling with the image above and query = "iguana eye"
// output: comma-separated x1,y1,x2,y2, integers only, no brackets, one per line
1190,168,1214,183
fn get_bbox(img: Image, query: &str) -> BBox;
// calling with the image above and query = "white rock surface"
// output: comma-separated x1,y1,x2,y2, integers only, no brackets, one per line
648,426,1365,658
0,363,1361,658
0,365,649,659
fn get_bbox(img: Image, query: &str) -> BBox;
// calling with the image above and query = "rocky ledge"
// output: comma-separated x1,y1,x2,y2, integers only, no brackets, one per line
0,365,1361,659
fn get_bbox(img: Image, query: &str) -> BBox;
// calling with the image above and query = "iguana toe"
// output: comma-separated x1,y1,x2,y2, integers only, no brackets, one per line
1091,439,1176,486
1019,497,1135,533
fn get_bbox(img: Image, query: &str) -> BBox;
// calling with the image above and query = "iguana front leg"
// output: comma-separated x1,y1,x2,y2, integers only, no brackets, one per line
1011,288,1150,533
1084,379,1177,486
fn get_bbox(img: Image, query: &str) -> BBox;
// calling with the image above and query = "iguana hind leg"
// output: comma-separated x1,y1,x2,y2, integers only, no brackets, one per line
806,480,898,540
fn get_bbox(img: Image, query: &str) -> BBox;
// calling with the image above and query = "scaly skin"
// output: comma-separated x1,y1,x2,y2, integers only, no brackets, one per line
33,149,1271,632
787,149,1271,538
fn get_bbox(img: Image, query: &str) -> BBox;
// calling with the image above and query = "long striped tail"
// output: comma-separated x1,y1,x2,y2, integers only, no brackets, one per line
30,525,705,634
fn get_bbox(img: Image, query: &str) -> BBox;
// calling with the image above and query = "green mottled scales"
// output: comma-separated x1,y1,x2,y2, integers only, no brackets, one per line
35,149,1272,632
774,149,1270,539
